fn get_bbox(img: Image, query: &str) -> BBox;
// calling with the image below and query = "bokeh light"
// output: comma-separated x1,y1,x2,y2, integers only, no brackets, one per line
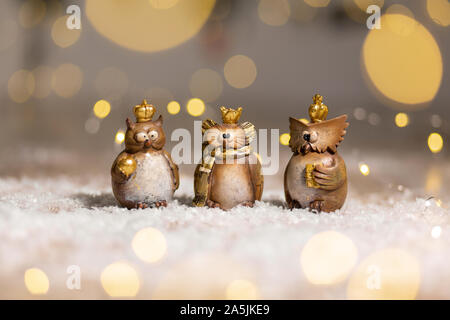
279,133,290,146
85,117,100,134
359,163,370,176
427,0,450,27
51,15,81,48
304,0,330,8
431,226,442,239
132,227,167,263
427,133,443,153
93,100,111,119
430,114,442,128
186,98,205,117
115,130,125,144
258,0,291,27
394,113,409,128
224,55,257,89
344,0,384,23
52,63,83,98
189,68,223,103
425,167,442,194
24,268,49,295
86,0,216,53
19,0,46,29
167,101,181,115
385,5,416,36
101,261,140,297
347,248,420,299
363,13,442,106
226,279,260,300
149,0,179,10
300,231,358,285
8,70,35,103
95,67,129,102
32,66,53,99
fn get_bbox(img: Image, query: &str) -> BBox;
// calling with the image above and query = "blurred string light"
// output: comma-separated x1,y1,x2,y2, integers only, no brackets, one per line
226,279,260,300
428,133,443,153
85,117,101,135
189,69,223,103
394,113,409,128
258,0,291,27
93,100,111,119
431,226,442,239
51,63,83,98
0,19,19,52
430,114,442,128
132,227,167,263
359,163,370,176
290,0,317,23
362,9,443,107
51,15,81,48
186,98,205,117
149,0,179,10
167,101,181,115
279,133,290,146
427,0,450,27
95,67,129,102
304,0,330,8
300,231,358,285
115,130,125,144
19,0,46,28
101,261,140,297
426,167,442,194
85,0,216,53
24,268,49,295
8,70,35,103
347,248,420,299
32,66,53,99
224,55,257,89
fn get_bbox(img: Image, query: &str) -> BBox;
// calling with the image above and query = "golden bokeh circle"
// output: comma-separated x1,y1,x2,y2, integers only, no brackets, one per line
51,15,81,48
86,0,216,53
363,14,443,106
300,231,358,285
167,101,181,115
19,0,46,29
258,0,291,27
427,0,450,27
24,268,49,295
149,0,179,10
115,130,125,144
189,68,223,103
279,133,290,146
8,70,35,103
428,133,444,153
93,100,111,119
347,248,420,299
132,227,167,263
224,55,257,89
394,112,409,128
359,163,370,176
101,261,140,297
52,63,83,98
186,98,205,117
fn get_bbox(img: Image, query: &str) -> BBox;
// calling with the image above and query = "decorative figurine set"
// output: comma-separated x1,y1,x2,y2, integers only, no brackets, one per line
111,94,348,212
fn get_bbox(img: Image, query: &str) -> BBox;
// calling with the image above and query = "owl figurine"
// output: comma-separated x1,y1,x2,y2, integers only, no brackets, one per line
193,106,263,210
111,100,179,209
284,94,349,212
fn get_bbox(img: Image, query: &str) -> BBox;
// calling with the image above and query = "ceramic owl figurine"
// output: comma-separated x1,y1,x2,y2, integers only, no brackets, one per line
193,106,263,210
111,100,179,209
284,94,349,212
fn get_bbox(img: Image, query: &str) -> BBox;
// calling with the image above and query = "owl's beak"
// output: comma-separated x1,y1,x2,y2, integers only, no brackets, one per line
144,140,152,148
301,142,311,154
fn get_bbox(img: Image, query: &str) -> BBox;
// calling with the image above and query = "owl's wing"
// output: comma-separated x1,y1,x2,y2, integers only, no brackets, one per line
202,119,217,135
309,115,349,153
239,121,256,145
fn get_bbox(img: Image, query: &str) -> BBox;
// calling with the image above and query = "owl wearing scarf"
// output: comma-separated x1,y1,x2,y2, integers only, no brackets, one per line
111,100,179,209
284,94,349,213
193,106,263,210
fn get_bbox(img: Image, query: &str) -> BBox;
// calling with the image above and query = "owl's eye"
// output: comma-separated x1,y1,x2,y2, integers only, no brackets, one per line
302,131,311,142
149,130,159,140
309,131,318,143
135,132,148,142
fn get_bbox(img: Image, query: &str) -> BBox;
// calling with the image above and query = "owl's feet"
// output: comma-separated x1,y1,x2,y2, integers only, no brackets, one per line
240,201,254,208
288,200,302,210
206,199,222,209
309,200,324,213
135,202,149,209
155,200,167,208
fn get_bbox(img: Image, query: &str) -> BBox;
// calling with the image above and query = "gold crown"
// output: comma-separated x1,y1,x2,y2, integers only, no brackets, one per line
220,106,242,124
133,99,156,123
308,94,328,123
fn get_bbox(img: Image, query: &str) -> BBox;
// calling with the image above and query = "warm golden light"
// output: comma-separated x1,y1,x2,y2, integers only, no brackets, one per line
95,67,129,102
32,66,53,99
52,63,83,98
425,167,442,194
167,101,181,115
301,231,358,285
344,0,384,23
304,0,330,8
258,0,291,27
115,130,125,144
93,100,111,119
132,228,167,263
359,164,370,176
427,0,450,27
363,14,442,106
347,248,420,299
394,113,409,128
224,55,257,89
8,70,35,103
385,5,416,36
24,268,49,295
189,69,223,103
428,133,443,153
86,0,215,53
101,261,140,297
186,98,205,117
279,133,291,146
19,0,46,28
226,279,260,300
51,15,81,48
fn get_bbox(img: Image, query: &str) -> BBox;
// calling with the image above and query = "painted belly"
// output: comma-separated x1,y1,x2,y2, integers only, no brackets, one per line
122,153,173,203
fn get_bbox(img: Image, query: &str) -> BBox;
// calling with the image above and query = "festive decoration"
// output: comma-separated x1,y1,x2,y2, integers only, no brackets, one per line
284,94,349,212
111,100,179,209
193,106,263,210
